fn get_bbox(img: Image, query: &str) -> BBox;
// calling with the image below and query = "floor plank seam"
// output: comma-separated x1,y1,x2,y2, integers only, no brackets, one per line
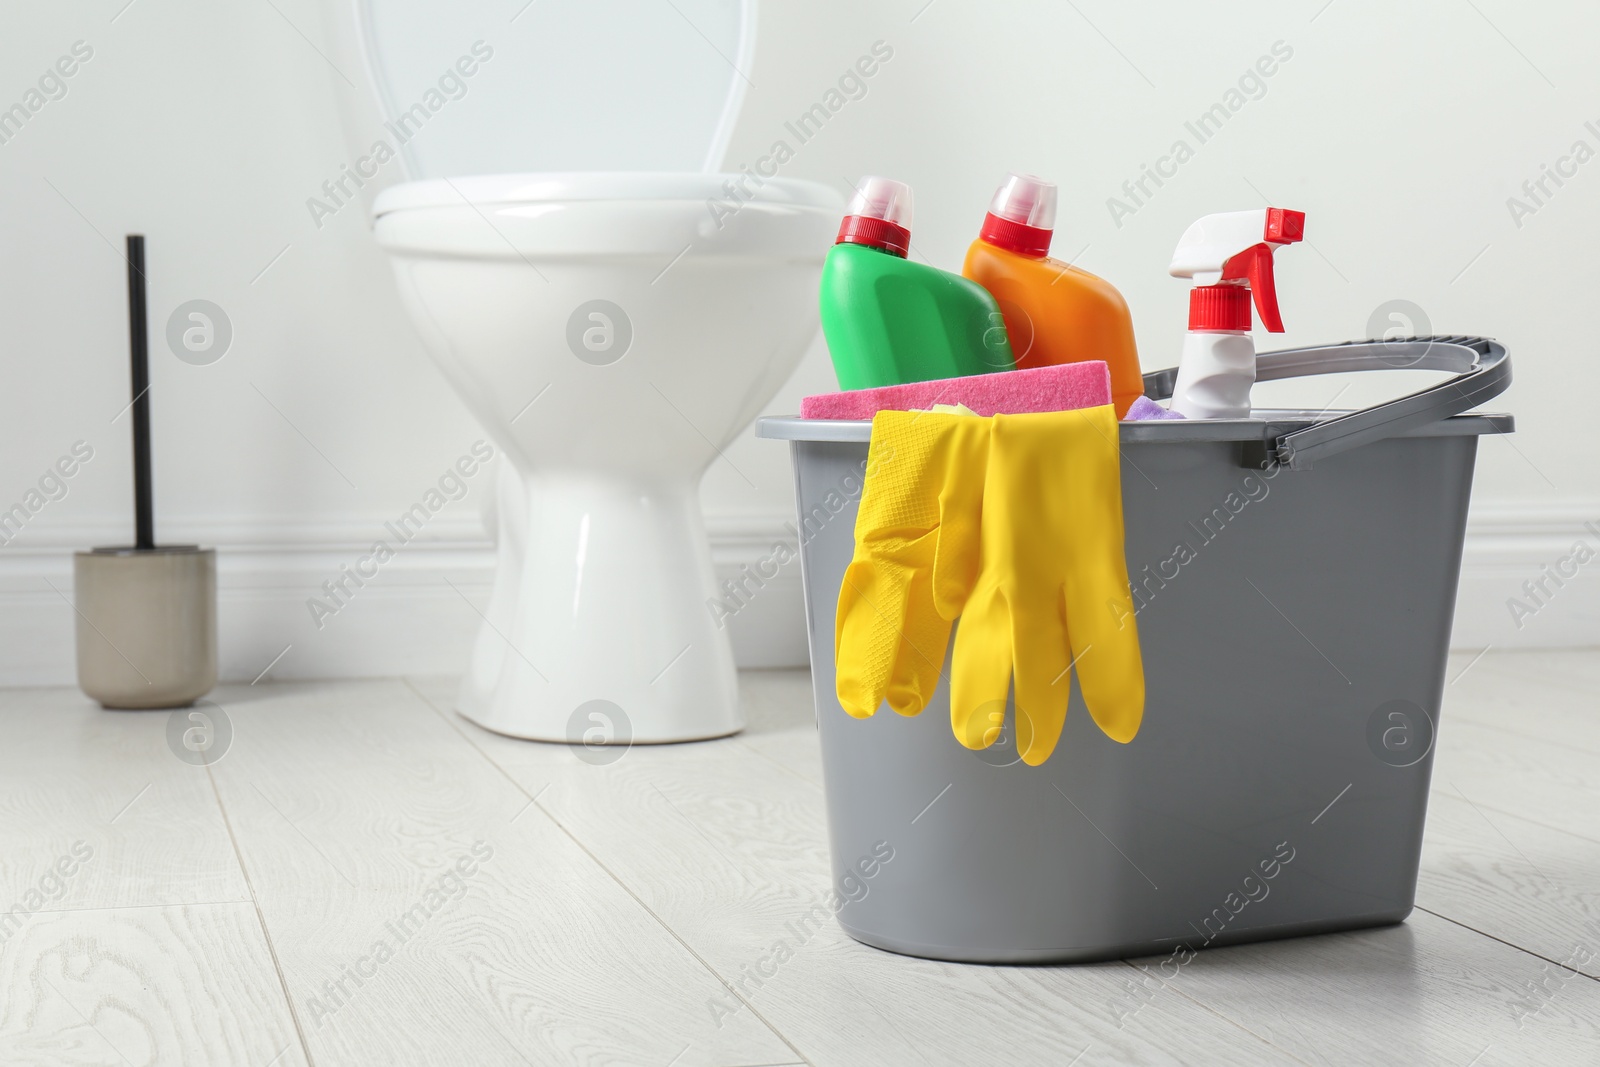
1413,906,1600,984
18,899,254,917
1443,715,1600,760
1427,789,1600,849
205,763,319,1067
401,677,820,1067
731,736,822,790
1114,958,1317,1066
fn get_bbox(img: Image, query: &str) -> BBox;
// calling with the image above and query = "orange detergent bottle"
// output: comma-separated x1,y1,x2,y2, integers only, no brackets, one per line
962,174,1144,416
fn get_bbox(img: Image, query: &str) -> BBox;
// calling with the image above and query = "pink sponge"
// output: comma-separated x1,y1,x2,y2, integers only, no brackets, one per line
801,362,1112,420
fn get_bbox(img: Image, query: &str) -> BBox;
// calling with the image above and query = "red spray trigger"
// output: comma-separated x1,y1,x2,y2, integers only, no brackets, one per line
1221,245,1281,332
1218,210,1303,333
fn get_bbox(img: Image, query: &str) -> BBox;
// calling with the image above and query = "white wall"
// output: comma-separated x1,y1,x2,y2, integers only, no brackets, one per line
1,0,1595,686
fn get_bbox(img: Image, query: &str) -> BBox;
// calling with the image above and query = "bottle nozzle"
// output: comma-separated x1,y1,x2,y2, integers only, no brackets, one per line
988,173,1056,229
1171,207,1304,332
980,173,1056,257
1263,207,1305,245
837,176,914,257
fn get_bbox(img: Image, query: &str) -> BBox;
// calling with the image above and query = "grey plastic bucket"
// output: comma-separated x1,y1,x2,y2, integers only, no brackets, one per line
757,338,1512,964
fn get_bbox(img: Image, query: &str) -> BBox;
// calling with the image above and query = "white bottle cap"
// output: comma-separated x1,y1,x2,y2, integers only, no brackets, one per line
988,173,1057,230
846,176,914,230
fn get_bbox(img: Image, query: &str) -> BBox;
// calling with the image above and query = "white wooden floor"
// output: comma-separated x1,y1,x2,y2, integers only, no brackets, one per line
3,650,1598,1066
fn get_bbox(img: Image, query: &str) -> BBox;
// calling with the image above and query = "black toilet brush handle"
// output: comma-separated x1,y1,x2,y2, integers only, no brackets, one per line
126,234,154,551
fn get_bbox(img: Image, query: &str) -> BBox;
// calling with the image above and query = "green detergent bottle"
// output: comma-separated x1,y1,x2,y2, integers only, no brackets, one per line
820,177,1015,391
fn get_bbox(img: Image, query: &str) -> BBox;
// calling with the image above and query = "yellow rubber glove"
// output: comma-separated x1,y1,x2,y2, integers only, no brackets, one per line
836,410,989,719
951,407,1144,764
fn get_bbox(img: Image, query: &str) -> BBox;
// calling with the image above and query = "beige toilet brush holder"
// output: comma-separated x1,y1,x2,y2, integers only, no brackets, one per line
74,546,217,709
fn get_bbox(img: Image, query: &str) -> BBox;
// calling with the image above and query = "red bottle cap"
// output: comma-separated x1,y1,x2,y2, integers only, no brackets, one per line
836,176,912,258
980,173,1056,258
1189,284,1251,331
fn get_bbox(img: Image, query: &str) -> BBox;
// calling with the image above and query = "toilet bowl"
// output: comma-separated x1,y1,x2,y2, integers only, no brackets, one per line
324,2,842,741
375,175,836,741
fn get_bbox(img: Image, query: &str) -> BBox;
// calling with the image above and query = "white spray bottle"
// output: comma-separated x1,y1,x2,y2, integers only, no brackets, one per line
1167,208,1305,419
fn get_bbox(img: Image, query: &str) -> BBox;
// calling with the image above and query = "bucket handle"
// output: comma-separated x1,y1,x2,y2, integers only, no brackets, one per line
1142,336,1511,470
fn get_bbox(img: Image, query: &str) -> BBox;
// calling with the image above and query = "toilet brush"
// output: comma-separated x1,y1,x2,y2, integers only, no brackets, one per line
74,235,217,709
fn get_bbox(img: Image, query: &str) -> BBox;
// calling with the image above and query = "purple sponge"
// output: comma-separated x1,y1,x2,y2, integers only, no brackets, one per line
801,362,1112,420
1124,396,1184,421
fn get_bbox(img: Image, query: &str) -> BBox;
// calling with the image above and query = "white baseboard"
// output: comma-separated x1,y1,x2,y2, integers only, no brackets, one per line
0,500,1593,688
0,514,809,687
1453,500,1600,651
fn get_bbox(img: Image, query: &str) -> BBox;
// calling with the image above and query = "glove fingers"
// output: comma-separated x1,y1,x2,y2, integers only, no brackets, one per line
883,575,955,717
838,411,987,721
1011,599,1073,767
929,420,990,621
835,559,911,718
950,590,1014,750
835,409,947,718
1063,572,1145,742
1049,406,1145,743
930,504,981,622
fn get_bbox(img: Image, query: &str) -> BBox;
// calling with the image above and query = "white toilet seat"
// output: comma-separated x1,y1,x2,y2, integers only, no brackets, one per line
373,172,841,216
373,172,840,262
